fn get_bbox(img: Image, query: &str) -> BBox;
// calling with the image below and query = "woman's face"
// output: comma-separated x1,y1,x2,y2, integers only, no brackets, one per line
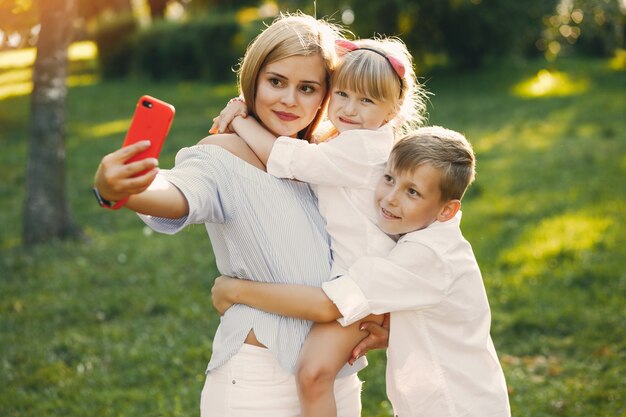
254,54,327,137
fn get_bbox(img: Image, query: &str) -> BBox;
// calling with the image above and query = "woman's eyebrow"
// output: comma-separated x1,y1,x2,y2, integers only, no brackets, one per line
265,71,323,86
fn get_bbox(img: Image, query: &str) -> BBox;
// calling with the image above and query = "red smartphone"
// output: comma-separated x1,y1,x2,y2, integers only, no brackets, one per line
122,95,175,175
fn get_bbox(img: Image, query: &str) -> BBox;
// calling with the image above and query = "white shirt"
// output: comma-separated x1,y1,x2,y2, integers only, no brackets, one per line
138,145,365,376
323,212,511,416
268,125,397,277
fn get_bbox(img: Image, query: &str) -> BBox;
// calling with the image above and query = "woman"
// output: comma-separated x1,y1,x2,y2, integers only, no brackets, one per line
93,13,372,417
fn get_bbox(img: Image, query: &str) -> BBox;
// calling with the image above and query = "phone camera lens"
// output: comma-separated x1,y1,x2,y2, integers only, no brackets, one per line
142,100,153,108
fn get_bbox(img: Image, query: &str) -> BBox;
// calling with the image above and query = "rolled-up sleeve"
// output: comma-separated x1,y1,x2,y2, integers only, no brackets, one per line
138,145,229,233
323,240,449,326
323,275,370,327
267,128,392,187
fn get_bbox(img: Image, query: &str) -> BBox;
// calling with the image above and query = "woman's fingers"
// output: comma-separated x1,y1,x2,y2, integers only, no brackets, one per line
95,142,159,201
209,117,219,134
105,140,152,164
116,167,159,195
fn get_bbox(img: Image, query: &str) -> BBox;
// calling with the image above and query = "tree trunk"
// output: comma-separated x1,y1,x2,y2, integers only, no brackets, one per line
147,0,168,20
23,0,82,245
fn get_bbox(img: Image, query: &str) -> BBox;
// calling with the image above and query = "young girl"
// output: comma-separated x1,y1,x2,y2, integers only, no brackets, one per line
213,37,427,417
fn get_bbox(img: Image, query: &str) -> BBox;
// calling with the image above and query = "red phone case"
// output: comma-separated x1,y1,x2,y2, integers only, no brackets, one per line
122,95,175,175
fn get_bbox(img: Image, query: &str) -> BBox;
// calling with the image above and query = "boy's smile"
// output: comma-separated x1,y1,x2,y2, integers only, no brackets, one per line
375,163,449,236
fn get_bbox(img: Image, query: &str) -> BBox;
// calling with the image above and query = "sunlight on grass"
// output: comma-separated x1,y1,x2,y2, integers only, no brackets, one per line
85,119,132,138
501,213,611,282
608,49,626,71
67,74,98,88
0,41,97,70
512,69,589,98
0,47,34,70
68,41,98,62
0,67,32,100
0,67,31,85
477,117,570,153
0,41,98,100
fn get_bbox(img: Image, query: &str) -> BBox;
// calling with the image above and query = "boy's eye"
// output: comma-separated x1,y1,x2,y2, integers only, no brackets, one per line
408,188,420,197
335,90,348,97
383,174,393,183
362,97,375,104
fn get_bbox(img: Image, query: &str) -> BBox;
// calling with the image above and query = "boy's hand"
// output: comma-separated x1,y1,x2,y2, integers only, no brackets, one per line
211,275,238,315
209,98,248,134
348,313,390,365
94,140,159,202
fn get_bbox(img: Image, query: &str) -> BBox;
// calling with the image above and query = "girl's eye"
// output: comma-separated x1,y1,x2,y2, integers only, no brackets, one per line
383,174,393,183
335,90,348,97
408,188,419,197
362,97,375,104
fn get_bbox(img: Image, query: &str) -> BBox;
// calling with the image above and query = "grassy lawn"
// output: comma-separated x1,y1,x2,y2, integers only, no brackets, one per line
1,44,625,416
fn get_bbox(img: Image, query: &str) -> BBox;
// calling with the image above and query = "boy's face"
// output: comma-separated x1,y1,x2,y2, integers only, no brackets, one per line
374,163,447,235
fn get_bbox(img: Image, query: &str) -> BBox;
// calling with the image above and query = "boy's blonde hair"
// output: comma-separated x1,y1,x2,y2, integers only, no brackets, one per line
331,36,428,139
238,13,342,141
390,126,476,202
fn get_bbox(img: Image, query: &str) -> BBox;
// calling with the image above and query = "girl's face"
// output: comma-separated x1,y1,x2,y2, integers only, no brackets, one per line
327,88,396,133
254,54,327,138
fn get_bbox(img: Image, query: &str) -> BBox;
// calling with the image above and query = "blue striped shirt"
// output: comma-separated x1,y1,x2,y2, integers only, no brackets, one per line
139,145,365,376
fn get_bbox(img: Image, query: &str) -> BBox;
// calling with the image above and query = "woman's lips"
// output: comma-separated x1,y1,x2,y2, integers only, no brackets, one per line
274,111,299,121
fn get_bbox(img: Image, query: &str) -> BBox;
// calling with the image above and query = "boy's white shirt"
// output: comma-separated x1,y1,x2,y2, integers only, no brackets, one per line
267,124,397,277
323,212,511,416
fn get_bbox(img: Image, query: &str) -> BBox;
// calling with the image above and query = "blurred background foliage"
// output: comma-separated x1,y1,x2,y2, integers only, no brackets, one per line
1,0,624,80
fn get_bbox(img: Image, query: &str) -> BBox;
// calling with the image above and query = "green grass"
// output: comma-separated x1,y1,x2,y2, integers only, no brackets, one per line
1,46,625,416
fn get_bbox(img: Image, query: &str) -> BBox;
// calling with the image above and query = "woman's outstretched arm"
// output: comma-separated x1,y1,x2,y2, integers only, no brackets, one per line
94,140,188,218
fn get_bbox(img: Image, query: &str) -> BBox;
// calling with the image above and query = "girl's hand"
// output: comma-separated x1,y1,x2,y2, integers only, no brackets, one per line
209,98,248,134
94,140,159,202
348,313,390,365
211,275,238,315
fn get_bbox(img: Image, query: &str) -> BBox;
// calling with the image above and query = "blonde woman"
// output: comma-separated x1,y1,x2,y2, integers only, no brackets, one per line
93,13,375,417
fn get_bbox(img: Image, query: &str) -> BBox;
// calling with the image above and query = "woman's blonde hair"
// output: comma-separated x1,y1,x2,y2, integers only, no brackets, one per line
238,12,342,141
331,37,428,140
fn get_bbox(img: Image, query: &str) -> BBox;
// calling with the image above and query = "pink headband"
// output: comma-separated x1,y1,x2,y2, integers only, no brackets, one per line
335,39,406,91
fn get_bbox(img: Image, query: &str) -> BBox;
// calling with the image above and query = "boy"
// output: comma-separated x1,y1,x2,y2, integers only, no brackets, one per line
212,126,511,416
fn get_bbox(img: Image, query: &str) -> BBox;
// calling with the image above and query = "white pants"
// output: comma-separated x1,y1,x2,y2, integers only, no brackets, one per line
200,344,362,417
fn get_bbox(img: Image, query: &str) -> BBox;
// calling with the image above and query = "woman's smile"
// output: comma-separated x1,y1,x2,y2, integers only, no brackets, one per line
274,110,300,122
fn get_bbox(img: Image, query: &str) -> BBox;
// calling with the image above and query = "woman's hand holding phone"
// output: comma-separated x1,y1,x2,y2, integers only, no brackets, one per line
94,95,175,210
94,140,160,203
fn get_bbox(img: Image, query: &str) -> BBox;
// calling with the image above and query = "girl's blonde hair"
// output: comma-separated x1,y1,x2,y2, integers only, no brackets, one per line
331,36,428,140
238,12,342,141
